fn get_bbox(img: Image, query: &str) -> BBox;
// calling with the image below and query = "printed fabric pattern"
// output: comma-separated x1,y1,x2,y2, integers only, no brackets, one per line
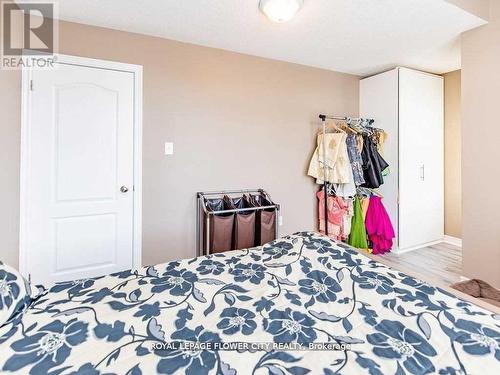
0,233,498,375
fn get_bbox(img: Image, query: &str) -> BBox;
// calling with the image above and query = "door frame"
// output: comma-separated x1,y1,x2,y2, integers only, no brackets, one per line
19,53,143,278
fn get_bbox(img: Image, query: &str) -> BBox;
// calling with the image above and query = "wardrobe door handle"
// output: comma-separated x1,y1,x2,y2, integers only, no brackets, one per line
420,165,425,181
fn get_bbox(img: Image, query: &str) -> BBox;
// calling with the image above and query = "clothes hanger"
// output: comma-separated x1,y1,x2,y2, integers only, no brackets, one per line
356,187,384,198
326,183,337,196
348,118,366,134
339,119,358,134
359,119,374,136
324,120,346,134
366,188,383,198
356,187,369,199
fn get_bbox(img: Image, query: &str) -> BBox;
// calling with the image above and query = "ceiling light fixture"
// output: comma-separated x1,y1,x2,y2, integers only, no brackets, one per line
259,0,304,23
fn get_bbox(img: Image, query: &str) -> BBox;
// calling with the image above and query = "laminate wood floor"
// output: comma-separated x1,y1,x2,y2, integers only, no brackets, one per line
367,242,463,288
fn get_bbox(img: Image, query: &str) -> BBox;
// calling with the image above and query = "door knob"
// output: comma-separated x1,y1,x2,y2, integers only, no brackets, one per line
120,186,129,193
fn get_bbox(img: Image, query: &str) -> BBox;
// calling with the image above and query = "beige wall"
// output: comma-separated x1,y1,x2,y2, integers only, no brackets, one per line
0,20,359,268
443,70,462,238
461,0,500,287
0,68,21,268
445,0,490,20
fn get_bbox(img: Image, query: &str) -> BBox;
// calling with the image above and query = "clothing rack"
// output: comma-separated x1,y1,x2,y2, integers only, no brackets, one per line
317,114,374,236
318,115,374,123
196,189,280,256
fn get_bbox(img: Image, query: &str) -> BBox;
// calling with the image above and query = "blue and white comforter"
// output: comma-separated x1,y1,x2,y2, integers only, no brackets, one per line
0,232,499,375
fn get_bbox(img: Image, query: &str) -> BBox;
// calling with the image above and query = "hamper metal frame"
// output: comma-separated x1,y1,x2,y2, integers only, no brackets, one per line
196,189,280,256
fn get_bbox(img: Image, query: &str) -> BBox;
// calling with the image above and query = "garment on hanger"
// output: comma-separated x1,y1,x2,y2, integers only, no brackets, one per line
357,135,364,154
316,191,349,240
330,133,351,184
365,195,395,254
308,133,344,184
333,138,357,197
347,196,368,250
360,197,370,220
372,129,390,176
361,135,389,189
346,134,365,186
373,130,387,154
342,198,354,239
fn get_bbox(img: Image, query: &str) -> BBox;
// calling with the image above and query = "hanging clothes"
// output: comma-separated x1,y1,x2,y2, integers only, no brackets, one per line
330,133,352,184
342,198,354,239
360,197,370,220
308,117,393,249
373,129,390,176
346,134,365,186
316,191,349,240
365,195,395,254
333,136,357,197
308,133,344,184
361,135,389,189
348,197,368,249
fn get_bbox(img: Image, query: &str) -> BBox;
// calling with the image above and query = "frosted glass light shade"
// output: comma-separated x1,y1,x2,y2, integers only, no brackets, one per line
259,0,304,23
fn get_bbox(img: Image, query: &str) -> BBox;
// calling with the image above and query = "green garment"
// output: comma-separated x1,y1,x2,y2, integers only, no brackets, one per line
348,197,368,249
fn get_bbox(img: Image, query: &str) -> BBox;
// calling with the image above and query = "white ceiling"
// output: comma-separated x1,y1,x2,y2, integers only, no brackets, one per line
52,0,486,76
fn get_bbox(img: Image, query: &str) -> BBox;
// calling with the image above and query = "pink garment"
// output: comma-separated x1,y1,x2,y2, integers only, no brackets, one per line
365,196,395,254
317,191,349,240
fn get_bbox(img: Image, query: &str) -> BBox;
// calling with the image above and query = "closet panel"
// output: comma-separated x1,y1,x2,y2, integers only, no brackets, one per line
398,68,444,249
360,69,400,246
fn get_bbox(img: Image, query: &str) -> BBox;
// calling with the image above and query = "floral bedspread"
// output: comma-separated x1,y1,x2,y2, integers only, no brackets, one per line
1,232,499,375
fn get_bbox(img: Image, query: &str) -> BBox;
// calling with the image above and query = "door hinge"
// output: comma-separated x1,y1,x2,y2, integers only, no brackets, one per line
28,273,32,283
30,80,34,91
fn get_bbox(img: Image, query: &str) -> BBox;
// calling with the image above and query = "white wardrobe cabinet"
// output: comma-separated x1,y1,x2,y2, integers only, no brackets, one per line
360,67,444,252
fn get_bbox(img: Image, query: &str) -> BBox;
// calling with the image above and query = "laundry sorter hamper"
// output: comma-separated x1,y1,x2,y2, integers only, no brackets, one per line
196,189,280,256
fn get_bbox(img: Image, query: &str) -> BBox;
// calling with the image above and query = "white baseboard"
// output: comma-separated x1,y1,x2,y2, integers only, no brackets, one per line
443,235,462,247
393,239,444,254
391,236,462,255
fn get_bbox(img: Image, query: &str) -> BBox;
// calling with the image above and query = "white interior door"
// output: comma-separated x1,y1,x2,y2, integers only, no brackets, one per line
398,68,444,249
23,58,139,284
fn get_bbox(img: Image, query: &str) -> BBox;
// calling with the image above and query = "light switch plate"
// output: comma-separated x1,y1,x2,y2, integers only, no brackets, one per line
164,142,174,155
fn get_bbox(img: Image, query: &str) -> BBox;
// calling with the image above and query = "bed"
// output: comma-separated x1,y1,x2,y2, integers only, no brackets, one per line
1,232,499,374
